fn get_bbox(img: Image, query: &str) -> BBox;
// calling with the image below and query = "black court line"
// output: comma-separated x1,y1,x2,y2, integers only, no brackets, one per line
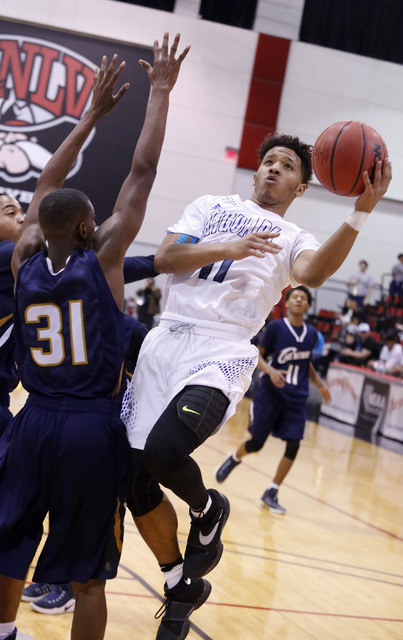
123,518,403,586
221,540,403,580
205,441,403,543
107,577,403,624
208,546,403,588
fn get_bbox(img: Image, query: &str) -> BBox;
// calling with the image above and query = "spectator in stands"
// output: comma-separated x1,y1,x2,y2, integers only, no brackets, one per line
389,253,403,299
314,327,356,377
346,260,373,310
338,329,358,365
370,328,403,374
136,276,162,330
339,322,380,368
335,298,365,339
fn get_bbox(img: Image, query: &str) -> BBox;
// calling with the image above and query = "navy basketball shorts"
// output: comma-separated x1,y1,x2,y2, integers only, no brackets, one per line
0,403,12,439
0,394,130,583
249,383,307,443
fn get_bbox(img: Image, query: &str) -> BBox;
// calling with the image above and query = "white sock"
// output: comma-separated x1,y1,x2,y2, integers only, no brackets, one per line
190,493,212,519
233,453,241,462
0,622,16,639
163,562,184,589
269,482,279,491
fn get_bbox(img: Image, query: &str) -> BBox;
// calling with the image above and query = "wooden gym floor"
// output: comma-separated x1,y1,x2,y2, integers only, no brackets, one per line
9,386,403,640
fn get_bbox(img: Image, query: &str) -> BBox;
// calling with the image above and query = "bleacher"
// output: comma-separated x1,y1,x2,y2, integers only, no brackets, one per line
309,293,403,344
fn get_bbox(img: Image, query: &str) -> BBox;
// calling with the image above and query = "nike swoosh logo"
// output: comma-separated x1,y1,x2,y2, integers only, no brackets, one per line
182,405,201,415
199,520,220,546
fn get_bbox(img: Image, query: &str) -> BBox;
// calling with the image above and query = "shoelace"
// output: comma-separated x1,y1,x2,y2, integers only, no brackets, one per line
154,598,169,619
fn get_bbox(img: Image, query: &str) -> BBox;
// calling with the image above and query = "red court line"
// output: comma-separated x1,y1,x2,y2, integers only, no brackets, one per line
105,589,403,623
206,442,403,542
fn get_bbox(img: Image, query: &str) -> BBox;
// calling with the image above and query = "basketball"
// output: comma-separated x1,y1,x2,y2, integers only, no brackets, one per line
311,121,388,196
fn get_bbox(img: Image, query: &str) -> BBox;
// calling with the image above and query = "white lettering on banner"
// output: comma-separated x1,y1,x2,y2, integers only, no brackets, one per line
362,384,386,414
1,187,33,203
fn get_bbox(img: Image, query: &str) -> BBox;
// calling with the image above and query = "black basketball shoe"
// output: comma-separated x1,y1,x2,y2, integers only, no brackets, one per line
183,488,230,579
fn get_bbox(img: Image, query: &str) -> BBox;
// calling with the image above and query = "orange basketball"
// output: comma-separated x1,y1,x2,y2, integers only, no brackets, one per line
311,121,388,196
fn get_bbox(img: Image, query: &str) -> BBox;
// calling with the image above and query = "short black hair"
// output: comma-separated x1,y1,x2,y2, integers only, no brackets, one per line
39,188,91,231
285,285,312,306
359,260,368,268
257,133,313,184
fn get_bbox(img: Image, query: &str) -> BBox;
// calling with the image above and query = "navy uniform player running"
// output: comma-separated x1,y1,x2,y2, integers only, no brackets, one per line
216,285,331,514
0,33,189,640
120,133,391,639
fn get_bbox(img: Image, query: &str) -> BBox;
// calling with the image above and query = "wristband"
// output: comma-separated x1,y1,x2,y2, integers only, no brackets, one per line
345,210,369,232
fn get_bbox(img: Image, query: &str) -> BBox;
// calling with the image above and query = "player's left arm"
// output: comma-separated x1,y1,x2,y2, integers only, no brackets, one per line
309,363,331,403
292,160,392,288
11,56,129,278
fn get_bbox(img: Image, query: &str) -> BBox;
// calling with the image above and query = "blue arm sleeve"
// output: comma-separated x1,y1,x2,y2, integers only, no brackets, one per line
123,255,158,284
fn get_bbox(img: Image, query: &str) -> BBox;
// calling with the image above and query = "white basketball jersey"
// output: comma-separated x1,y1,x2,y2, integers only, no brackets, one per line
162,194,320,338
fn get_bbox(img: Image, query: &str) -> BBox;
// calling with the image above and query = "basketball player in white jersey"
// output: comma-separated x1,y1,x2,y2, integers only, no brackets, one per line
121,133,391,640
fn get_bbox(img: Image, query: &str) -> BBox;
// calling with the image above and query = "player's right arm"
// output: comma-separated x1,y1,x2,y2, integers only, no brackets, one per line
154,229,283,274
94,33,190,310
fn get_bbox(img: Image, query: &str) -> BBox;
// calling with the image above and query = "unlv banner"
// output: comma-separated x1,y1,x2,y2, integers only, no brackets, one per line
0,21,153,223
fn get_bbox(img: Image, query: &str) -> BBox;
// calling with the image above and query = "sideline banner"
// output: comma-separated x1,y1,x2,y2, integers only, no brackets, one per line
320,363,364,425
380,382,403,441
320,363,403,443
0,20,153,223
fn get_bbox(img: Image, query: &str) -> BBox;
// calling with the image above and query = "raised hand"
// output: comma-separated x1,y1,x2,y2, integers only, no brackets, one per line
90,54,130,116
355,158,392,213
139,32,190,92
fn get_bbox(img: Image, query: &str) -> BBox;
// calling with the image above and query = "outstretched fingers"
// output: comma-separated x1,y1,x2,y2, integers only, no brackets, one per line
91,54,129,114
141,32,190,91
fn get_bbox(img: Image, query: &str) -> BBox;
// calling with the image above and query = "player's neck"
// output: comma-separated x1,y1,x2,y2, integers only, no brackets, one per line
47,240,80,272
249,193,288,217
287,312,304,326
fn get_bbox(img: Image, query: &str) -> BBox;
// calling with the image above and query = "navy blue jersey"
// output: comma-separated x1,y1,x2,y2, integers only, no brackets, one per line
259,318,318,399
0,241,18,397
14,249,125,399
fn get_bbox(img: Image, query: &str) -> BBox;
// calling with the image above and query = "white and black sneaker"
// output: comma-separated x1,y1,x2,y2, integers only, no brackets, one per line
155,577,211,640
183,489,230,579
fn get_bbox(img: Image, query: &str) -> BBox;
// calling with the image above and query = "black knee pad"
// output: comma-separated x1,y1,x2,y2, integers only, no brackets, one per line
284,439,300,461
245,438,264,453
176,385,229,445
126,448,164,517
144,436,188,486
